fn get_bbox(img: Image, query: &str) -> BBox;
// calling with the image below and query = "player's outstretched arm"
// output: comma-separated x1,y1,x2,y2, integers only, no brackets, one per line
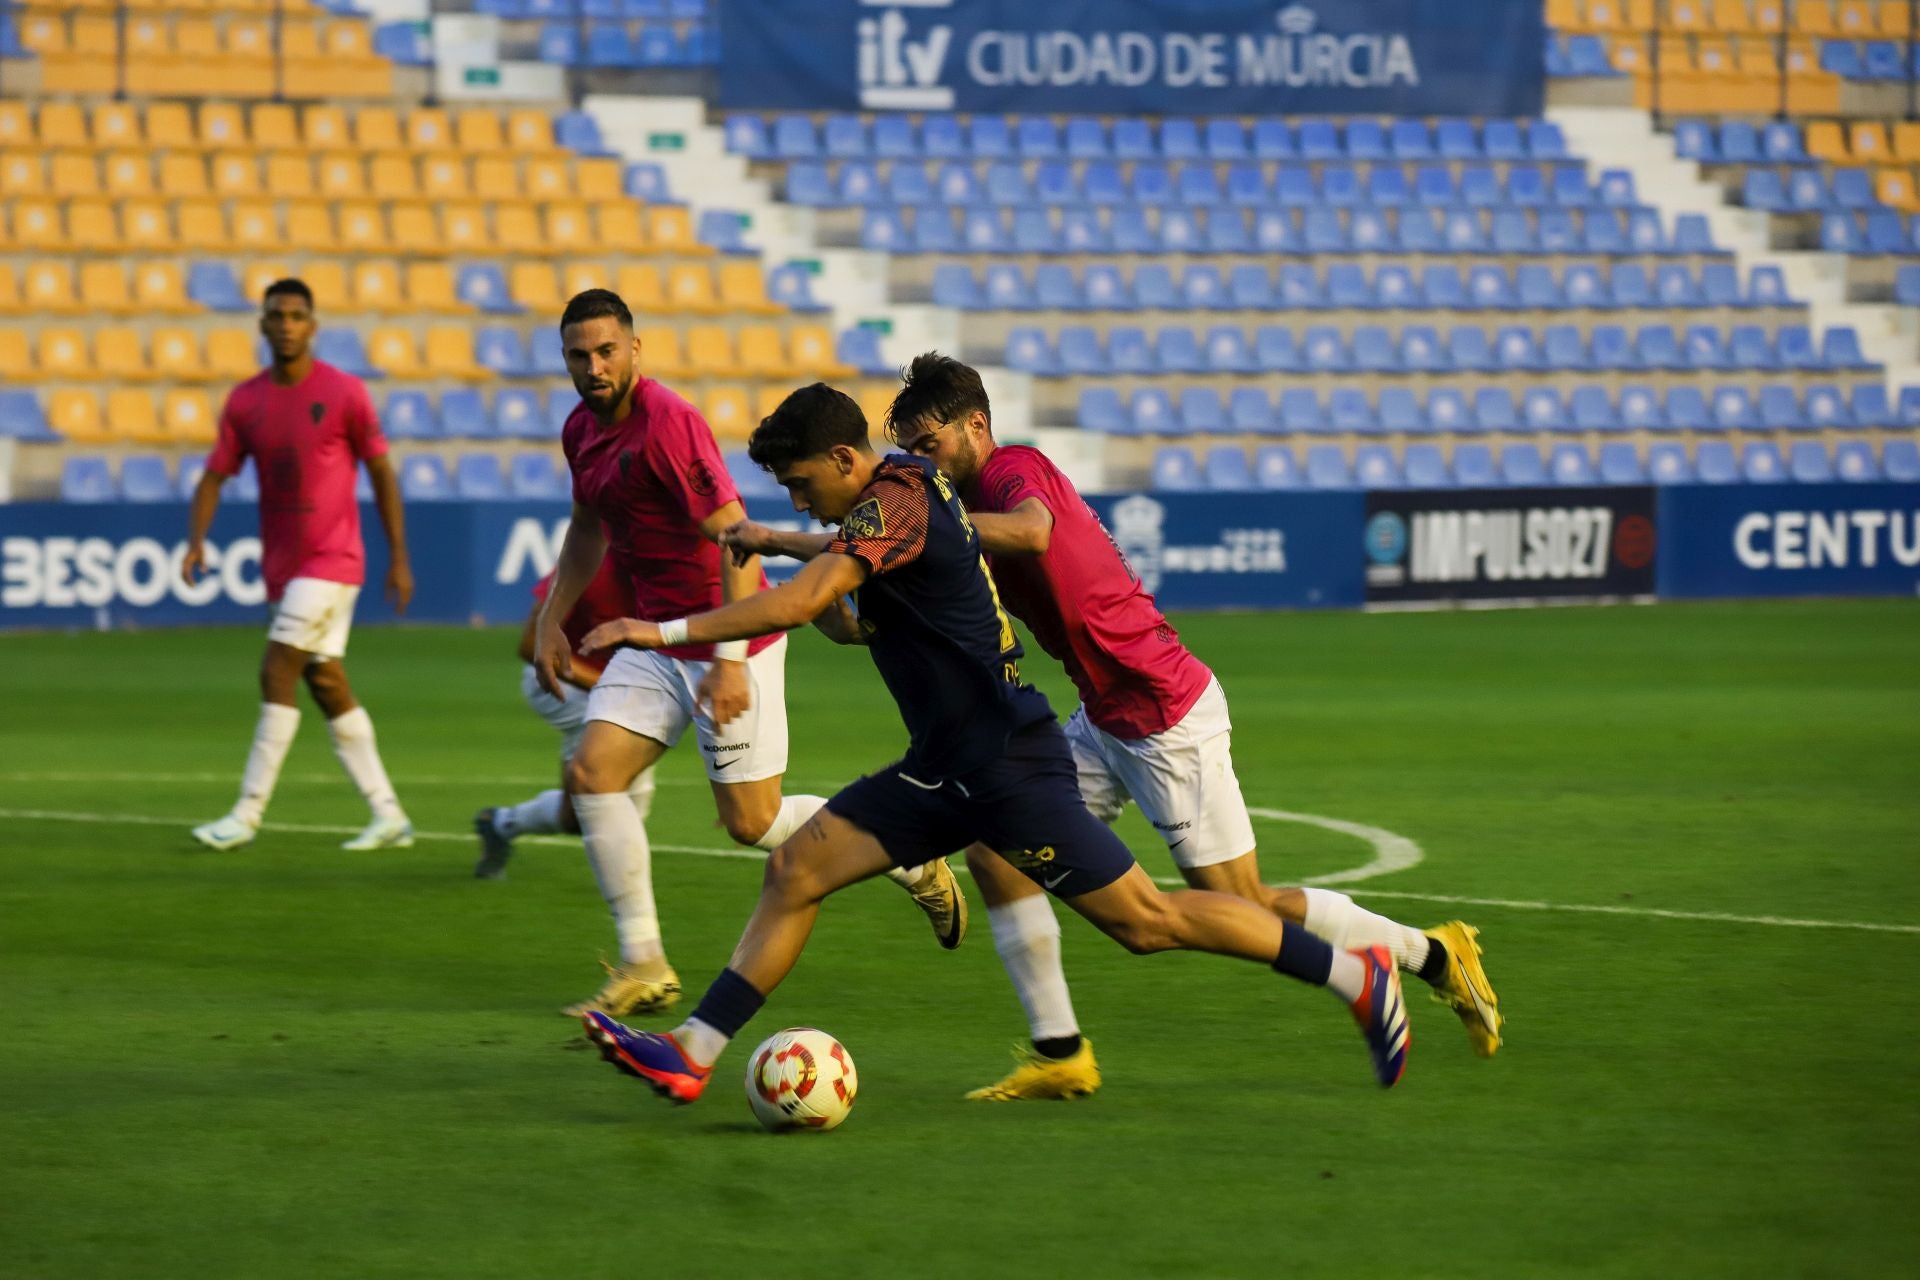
579,552,867,655
535,503,611,698
364,454,413,613
180,470,225,585
719,519,835,567
969,498,1055,557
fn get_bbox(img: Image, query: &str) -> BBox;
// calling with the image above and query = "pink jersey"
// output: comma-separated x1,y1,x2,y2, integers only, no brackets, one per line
560,377,774,663
972,444,1212,740
533,558,635,677
207,360,387,602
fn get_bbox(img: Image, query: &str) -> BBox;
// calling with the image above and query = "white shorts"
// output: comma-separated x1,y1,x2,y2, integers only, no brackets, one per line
585,635,790,784
1065,678,1257,871
267,576,360,661
521,663,590,763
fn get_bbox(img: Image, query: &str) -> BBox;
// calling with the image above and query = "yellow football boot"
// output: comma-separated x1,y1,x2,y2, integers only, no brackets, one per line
561,959,681,1019
905,857,968,950
1423,921,1502,1057
965,1039,1100,1101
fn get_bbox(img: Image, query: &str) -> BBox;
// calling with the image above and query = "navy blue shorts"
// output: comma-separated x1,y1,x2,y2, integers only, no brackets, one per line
826,720,1136,899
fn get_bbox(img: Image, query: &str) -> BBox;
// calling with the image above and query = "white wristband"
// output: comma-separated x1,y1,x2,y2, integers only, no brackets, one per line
657,618,690,646
713,640,749,662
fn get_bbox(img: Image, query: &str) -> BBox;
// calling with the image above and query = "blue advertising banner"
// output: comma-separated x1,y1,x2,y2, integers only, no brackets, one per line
1656,483,1920,600
718,0,1545,118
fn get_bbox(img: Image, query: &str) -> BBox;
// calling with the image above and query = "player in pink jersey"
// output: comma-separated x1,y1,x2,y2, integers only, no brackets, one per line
182,278,415,854
732,354,1501,1099
530,291,965,1019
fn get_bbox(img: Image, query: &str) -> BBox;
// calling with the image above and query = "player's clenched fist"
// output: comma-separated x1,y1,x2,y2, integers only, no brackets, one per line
718,519,776,568
535,617,586,698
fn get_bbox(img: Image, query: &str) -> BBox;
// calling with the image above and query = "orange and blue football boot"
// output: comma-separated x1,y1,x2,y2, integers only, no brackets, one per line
582,1012,710,1104
1349,944,1410,1088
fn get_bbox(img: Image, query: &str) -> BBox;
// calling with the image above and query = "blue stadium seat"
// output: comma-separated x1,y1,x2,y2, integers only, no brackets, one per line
544,390,578,434
1229,388,1274,433
1822,327,1874,370
922,116,965,158
1226,265,1276,310
1820,212,1865,253
725,115,769,158
1617,385,1664,431
1084,161,1126,206
1881,439,1920,482
1774,326,1820,370
1204,446,1254,491
1010,208,1059,252
508,452,569,500
1708,386,1757,433
1427,389,1472,434
1647,443,1694,484
440,388,494,439
1375,265,1419,308
873,115,917,159
1302,326,1349,372
526,328,567,378
1744,169,1789,211
1548,445,1596,486
1682,325,1731,371
1803,385,1851,430
1851,384,1893,428
834,162,881,205
383,390,439,440
1598,443,1646,485
1254,328,1302,374
457,264,518,314
1327,263,1371,309
1352,326,1397,372
1181,265,1228,309
1421,265,1468,310
1741,442,1786,483
1483,119,1525,161
1671,213,1717,254
1178,388,1226,434
1436,118,1480,159
823,115,868,158
1378,387,1425,434
1543,325,1589,370
1565,35,1613,76
188,262,250,311
1226,163,1270,206
1523,388,1568,432
1820,41,1866,79
1305,445,1354,488
773,115,820,159
1203,327,1256,374
494,388,546,440
1059,207,1108,252
374,21,432,64
1763,121,1807,162
1788,441,1834,483
1035,161,1079,205
1673,120,1715,161
767,263,828,312
1004,327,1056,374
1065,117,1109,159
1449,328,1494,372
454,453,509,500
1403,444,1450,488
1253,446,1299,489
1500,444,1548,487
1390,119,1432,158
1353,445,1402,489
1476,388,1520,432
1517,264,1566,309
931,264,981,309
1152,446,1202,491
1133,264,1178,310
1460,165,1502,207
1077,388,1127,434
1278,264,1323,309
1452,444,1498,487
1552,166,1593,206
119,455,173,503
584,24,641,68
1155,328,1203,374
1528,119,1567,157
1750,264,1792,305
538,23,581,64
1278,389,1324,435
859,207,907,250
60,456,116,503
0,390,55,441
1016,116,1061,158
1329,388,1375,434
1400,327,1444,373
316,331,375,377
1864,40,1905,79
1108,327,1154,375
399,455,452,500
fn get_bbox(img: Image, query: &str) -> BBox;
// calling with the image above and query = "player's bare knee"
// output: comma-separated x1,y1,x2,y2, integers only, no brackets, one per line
722,804,778,848
1104,898,1181,955
565,753,619,796
761,838,826,904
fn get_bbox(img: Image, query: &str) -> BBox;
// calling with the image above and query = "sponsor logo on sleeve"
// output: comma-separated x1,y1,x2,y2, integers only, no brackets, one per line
842,498,885,540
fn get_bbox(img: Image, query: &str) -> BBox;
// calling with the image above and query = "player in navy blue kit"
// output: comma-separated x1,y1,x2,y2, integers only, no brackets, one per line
574,385,1410,1104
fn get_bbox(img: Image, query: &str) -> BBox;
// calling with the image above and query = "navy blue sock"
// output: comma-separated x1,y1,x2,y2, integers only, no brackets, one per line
1270,923,1334,986
690,967,766,1038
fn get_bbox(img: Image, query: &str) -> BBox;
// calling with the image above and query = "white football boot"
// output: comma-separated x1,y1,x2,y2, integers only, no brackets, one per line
342,813,414,851
191,813,259,851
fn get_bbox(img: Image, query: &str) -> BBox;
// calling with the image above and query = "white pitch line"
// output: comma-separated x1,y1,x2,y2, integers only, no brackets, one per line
2,806,1915,937
0,771,748,788
1248,806,1423,886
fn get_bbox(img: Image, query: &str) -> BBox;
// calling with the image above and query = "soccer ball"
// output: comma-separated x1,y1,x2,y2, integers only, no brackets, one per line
744,1027,858,1132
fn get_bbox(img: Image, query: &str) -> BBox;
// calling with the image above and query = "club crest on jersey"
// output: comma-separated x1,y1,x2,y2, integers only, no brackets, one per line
843,498,884,540
618,449,636,480
308,402,325,425
687,456,717,497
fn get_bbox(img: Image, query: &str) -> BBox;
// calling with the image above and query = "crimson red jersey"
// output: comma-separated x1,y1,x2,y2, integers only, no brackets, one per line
971,444,1211,740
560,377,774,662
532,557,634,677
207,360,387,602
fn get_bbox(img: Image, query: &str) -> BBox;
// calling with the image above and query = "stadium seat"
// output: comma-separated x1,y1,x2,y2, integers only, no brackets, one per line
1305,445,1354,488
1253,446,1300,489
1352,446,1402,490
399,455,453,501
120,455,174,503
1788,441,1834,482
1203,447,1254,491
1403,444,1451,488
1647,443,1693,484
1452,444,1498,487
455,453,510,501
1741,442,1787,482
383,391,439,441
61,456,116,503
1151,446,1203,491
508,452,570,501
1500,444,1549,487
1882,439,1920,482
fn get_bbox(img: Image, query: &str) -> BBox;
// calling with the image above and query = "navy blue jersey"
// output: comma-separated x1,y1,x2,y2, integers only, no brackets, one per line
826,454,1054,777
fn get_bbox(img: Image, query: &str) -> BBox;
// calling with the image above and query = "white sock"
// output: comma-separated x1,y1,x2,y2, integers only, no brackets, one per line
676,1016,730,1068
988,894,1080,1042
750,794,826,851
327,707,405,822
628,768,657,822
1301,887,1430,973
573,790,663,966
497,790,566,838
231,702,300,826
1326,949,1367,1004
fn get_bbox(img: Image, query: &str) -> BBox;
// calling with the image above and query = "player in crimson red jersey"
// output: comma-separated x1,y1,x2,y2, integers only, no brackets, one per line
530,291,965,1020
471,558,657,881
182,279,415,854
726,354,1501,1099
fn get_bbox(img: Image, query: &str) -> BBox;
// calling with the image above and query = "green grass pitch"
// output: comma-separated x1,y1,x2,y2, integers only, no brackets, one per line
2,600,1917,1278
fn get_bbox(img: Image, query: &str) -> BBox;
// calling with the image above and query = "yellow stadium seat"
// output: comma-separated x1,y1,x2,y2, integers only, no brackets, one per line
227,17,272,58
616,264,668,313
0,103,31,147
264,152,314,199
369,154,420,202
171,18,219,59
207,329,260,380
79,261,133,314
132,261,196,315
576,159,624,203
753,384,791,421
21,262,82,314
596,203,648,248
16,12,64,57
472,157,525,203
49,151,99,198
1850,123,1891,160
120,200,172,251
1877,166,1919,210
149,328,207,381
1666,0,1711,31
735,325,796,379
0,266,18,316
506,109,558,154
158,154,208,198
91,102,141,148
210,151,259,198
318,22,393,96
38,328,91,379
419,154,471,202
285,202,336,251
145,101,194,148
704,385,755,440
1894,122,1920,161
162,390,218,444
786,326,855,380
686,325,738,377
303,104,351,151
37,102,88,149
439,204,491,253
68,199,120,251
389,206,442,256
366,326,421,378
174,200,226,249
1882,1,1913,36
510,263,564,313
718,262,785,316
123,13,166,60
1806,120,1849,161
1,152,43,196
407,108,455,152
648,206,708,255
494,205,546,255
561,263,611,298
96,328,155,383
663,263,722,314
252,103,300,150
102,151,153,197
857,385,895,433
636,326,689,379
1546,0,1582,32
455,109,508,154
542,204,594,255
298,261,350,313
47,19,118,92
281,17,323,59
9,200,64,249
337,202,389,252
0,331,32,381
1793,0,1838,35
403,262,466,313
49,391,108,444
197,102,248,151
240,262,290,303
317,154,368,199
425,327,491,380
353,106,405,153
525,158,572,202
220,201,273,251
